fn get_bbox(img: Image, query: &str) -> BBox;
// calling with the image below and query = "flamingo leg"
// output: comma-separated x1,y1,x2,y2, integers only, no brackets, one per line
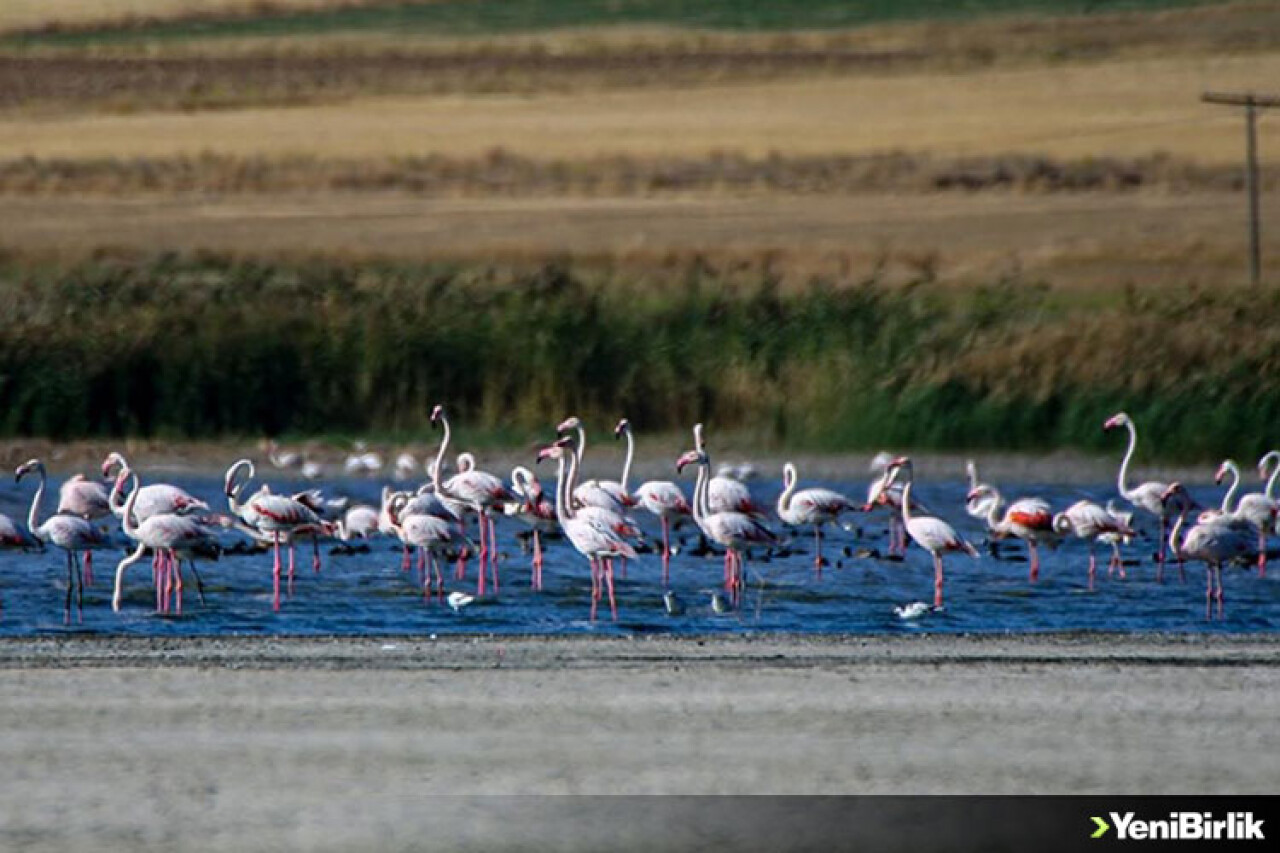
660,517,671,587
1028,540,1039,583
589,558,600,622
1087,544,1096,592
1204,564,1214,621
933,552,945,609
173,551,184,616
1258,530,1268,577
287,541,295,599
455,520,468,580
814,525,823,577
532,530,542,591
417,547,427,587
161,550,173,615
1215,564,1225,620
312,534,321,575
74,552,84,624
433,552,444,602
63,551,73,625
152,551,162,613
488,515,500,595
189,560,207,606
272,533,282,612
605,557,618,621
476,514,488,597
83,550,94,587
401,543,411,572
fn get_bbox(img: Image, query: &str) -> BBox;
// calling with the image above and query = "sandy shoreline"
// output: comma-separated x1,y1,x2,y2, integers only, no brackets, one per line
1,633,1277,851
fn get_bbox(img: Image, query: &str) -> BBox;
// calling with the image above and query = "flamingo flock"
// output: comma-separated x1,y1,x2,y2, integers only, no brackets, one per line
0,409,1275,625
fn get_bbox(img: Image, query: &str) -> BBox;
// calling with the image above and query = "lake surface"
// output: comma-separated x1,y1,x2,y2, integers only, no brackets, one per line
1,471,1276,636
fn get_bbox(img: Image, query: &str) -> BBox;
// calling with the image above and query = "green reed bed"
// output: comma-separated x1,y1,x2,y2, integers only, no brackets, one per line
0,251,1275,460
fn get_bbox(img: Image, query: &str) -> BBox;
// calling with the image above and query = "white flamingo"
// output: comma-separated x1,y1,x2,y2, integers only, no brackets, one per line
334,504,379,542
538,439,636,621
969,485,1058,582
1212,459,1275,575
16,458,110,623
387,493,467,601
556,415,635,512
776,462,858,574
1104,411,1175,579
1052,499,1135,590
1096,499,1136,579
882,456,979,609
690,424,766,518
506,465,557,591
676,431,777,608
224,459,328,611
430,404,515,596
1164,484,1257,621
111,472,220,615
963,459,1000,522
102,452,210,523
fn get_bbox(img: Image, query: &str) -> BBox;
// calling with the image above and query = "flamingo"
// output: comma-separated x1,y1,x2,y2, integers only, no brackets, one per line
964,459,1000,522
102,452,210,523
1097,499,1136,579
334,504,379,542
111,472,220,615
556,416,635,512
0,512,37,550
692,425,766,519
224,459,328,611
969,485,1058,582
628,428,691,588
1104,411,1175,579
882,456,979,609
505,466,557,591
776,462,858,574
864,452,919,557
430,404,515,596
538,439,636,621
386,493,467,600
15,459,110,623
1052,499,1136,590
1211,459,1275,575
53,472,112,585
1164,483,1257,621
676,431,777,608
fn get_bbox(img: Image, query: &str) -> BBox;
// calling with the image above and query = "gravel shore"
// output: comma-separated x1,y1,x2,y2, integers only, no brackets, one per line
1,633,1277,850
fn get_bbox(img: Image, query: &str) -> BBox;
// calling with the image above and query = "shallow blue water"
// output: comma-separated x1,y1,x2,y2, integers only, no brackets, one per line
1,472,1277,636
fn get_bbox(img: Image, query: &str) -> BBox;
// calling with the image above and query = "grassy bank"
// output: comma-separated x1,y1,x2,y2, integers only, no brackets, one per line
0,252,1276,460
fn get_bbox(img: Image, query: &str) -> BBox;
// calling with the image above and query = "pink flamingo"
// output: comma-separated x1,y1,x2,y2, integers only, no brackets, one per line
430,404,515,596
1052,499,1136,590
16,458,110,624
1164,483,1257,620
538,439,636,621
54,472,111,585
334,504,380,542
969,485,1058,582
386,493,468,601
676,428,777,608
776,462,858,575
1212,459,1275,576
1104,412,1176,579
111,472,219,615
506,466,557,591
614,418,691,584
556,416,637,511
103,452,210,523
863,452,921,557
224,459,328,611
882,456,978,609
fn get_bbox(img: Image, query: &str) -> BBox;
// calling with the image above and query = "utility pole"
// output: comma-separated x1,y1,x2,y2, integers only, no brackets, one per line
1202,91,1280,286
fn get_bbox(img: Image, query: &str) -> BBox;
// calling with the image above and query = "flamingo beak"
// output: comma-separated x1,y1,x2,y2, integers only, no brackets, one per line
556,417,577,434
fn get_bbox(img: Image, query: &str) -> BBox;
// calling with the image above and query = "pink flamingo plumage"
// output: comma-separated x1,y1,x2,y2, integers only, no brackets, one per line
1164,483,1257,620
111,472,219,615
1212,459,1276,576
677,426,777,608
506,466,557,591
16,459,110,623
969,485,1058,583
538,439,636,621
776,462,858,575
430,404,514,596
617,418,691,585
882,456,978,609
1052,499,1136,590
386,493,468,600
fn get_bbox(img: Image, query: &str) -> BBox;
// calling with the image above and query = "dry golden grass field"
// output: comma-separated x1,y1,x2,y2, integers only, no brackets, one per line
0,2,1275,287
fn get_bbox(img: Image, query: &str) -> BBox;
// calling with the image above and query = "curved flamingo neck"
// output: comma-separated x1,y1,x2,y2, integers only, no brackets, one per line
25,462,46,533
619,427,634,494
1168,511,1186,560
432,415,452,493
1264,452,1280,500
122,473,142,537
778,463,798,513
984,487,1004,531
572,424,587,472
899,476,914,527
108,467,131,515
1115,419,1139,500
966,460,979,491
1220,461,1241,513
552,452,574,525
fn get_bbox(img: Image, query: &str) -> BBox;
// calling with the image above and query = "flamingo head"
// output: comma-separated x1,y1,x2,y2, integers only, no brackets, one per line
557,415,581,435
1051,512,1074,536
965,484,993,503
536,437,573,465
614,418,630,439
223,458,254,498
675,449,702,474
430,404,445,426
14,458,42,483
1103,412,1130,431
1160,481,1198,513
101,451,129,479
1214,460,1233,485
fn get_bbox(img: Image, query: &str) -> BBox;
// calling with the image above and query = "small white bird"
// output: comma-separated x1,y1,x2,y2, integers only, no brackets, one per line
710,591,732,614
662,590,685,616
447,591,475,613
894,601,934,620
